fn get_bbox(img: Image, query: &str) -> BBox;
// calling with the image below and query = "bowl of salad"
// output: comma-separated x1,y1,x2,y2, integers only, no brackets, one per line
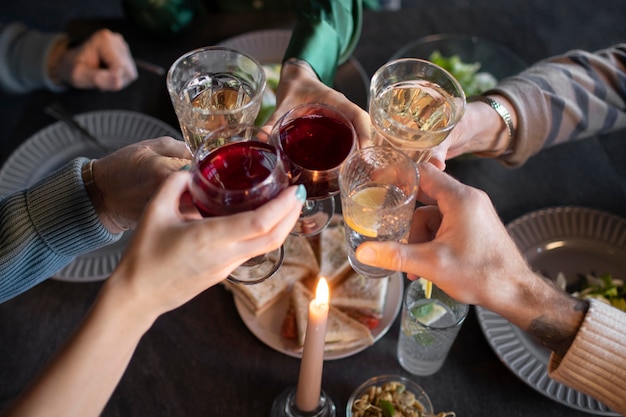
391,34,528,96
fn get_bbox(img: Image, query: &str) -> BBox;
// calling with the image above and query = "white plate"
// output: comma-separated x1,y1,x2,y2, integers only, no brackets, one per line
476,206,626,415
0,110,182,282
219,29,369,109
235,272,404,360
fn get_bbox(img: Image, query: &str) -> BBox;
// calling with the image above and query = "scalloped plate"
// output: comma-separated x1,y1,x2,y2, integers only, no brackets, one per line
0,110,181,282
476,206,626,415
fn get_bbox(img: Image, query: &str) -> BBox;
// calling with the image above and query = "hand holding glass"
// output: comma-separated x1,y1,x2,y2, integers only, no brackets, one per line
339,146,418,279
369,58,465,163
167,46,266,155
189,125,289,285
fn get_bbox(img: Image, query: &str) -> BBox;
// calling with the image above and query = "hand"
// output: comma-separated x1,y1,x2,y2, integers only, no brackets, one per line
263,60,372,148
91,136,191,233
108,172,305,318
354,162,534,309
56,29,138,91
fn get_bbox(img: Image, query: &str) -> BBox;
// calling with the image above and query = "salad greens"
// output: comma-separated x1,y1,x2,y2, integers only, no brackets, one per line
428,51,497,96
254,64,280,126
557,272,626,312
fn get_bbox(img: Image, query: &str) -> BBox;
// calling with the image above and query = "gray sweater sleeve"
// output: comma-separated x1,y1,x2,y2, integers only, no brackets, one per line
0,157,121,302
0,22,68,93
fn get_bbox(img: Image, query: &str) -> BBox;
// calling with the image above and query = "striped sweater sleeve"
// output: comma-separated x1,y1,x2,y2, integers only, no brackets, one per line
490,44,626,167
0,157,120,302
548,299,626,415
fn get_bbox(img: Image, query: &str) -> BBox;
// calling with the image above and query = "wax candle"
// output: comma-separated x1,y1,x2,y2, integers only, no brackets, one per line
295,277,330,412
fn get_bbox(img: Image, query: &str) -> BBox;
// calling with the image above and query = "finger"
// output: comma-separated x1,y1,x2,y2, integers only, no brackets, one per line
416,163,468,212
355,240,438,279
145,170,192,218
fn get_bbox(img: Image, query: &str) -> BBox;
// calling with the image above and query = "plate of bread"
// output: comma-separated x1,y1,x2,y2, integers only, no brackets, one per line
224,215,404,360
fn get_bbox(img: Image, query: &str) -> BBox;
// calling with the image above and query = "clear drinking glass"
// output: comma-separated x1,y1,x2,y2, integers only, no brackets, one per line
189,125,289,285
339,146,419,279
369,58,466,163
272,103,357,237
397,279,469,376
167,46,266,155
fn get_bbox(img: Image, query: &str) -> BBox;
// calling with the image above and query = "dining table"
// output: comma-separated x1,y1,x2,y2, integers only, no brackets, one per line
1,0,625,416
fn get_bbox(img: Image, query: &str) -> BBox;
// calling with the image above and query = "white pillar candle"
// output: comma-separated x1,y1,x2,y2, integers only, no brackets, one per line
295,277,330,412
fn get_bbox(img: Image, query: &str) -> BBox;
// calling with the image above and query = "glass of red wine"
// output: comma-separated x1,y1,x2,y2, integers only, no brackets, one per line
189,124,290,285
271,103,357,237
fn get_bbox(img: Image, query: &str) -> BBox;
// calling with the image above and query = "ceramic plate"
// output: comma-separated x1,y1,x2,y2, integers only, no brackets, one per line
219,29,369,109
0,110,182,282
391,33,527,81
235,272,403,360
476,206,626,415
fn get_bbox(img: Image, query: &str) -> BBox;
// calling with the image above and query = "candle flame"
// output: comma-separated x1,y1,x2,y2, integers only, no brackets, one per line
315,277,329,304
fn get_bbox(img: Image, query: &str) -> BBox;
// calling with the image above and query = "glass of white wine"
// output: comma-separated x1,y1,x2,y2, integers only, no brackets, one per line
166,46,266,155
369,58,466,163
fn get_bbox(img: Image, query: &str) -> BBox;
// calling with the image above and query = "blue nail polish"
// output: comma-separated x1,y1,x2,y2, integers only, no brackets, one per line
179,164,190,171
295,184,307,203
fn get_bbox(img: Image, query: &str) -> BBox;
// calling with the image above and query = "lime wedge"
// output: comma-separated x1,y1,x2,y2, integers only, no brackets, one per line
411,301,447,326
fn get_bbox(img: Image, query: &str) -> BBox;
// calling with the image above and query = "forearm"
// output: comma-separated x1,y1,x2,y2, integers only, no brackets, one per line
0,158,120,302
3,278,156,417
487,268,587,357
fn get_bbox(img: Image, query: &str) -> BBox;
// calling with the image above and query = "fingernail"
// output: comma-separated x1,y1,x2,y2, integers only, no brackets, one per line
357,246,377,263
179,164,190,171
295,184,307,203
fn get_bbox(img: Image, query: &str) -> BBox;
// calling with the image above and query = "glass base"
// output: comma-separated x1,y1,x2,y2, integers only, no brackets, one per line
227,245,284,285
270,387,335,417
291,198,335,237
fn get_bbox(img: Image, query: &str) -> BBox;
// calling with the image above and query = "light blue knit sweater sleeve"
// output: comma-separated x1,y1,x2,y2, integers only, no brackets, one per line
0,157,121,302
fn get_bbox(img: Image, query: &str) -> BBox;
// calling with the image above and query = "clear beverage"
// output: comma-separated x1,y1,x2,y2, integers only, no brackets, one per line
278,113,355,199
397,281,469,376
370,79,456,163
176,73,255,154
343,183,413,279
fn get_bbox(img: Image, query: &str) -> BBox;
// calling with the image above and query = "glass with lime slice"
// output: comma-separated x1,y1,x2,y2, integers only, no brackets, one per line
398,279,469,376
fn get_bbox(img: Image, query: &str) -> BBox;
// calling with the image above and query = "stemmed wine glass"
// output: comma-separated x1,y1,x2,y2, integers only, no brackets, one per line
369,58,466,163
189,124,290,285
167,46,266,155
271,103,357,237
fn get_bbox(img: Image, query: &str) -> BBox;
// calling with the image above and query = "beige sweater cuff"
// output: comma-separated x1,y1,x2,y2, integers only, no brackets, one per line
548,299,626,415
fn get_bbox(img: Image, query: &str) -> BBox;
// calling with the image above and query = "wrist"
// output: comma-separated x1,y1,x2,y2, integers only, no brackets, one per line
46,36,70,87
468,94,517,158
281,58,318,81
82,159,128,234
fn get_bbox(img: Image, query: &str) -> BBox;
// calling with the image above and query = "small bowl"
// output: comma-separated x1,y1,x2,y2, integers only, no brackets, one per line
391,33,527,82
346,374,434,417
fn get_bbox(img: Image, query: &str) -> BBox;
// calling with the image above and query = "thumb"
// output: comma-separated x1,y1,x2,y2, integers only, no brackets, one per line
355,240,436,279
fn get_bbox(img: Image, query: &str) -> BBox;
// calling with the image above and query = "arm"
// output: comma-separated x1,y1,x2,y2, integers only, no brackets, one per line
3,172,305,417
434,44,626,168
355,163,626,414
0,137,189,302
0,23,137,93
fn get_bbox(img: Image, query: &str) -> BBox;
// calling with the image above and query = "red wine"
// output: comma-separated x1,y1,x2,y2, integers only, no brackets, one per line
191,141,288,217
278,113,355,198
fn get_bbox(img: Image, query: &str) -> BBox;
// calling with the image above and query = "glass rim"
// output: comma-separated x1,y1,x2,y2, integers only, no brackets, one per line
369,57,466,136
272,102,358,173
191,125,285,196
339,145,419,201
166,46,267,115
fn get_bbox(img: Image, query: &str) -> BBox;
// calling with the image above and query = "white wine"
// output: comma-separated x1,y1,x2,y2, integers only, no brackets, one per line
370,79,459,162
174,73,257,154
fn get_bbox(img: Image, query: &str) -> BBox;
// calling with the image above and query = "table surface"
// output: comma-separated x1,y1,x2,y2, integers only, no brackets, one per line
1,1,626,416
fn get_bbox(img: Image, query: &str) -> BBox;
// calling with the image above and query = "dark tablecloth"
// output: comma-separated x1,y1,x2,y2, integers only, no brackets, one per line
1,0,625,416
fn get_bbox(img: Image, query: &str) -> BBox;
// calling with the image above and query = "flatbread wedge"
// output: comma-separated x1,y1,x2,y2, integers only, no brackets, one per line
291,281,374,352
224,235,319,316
